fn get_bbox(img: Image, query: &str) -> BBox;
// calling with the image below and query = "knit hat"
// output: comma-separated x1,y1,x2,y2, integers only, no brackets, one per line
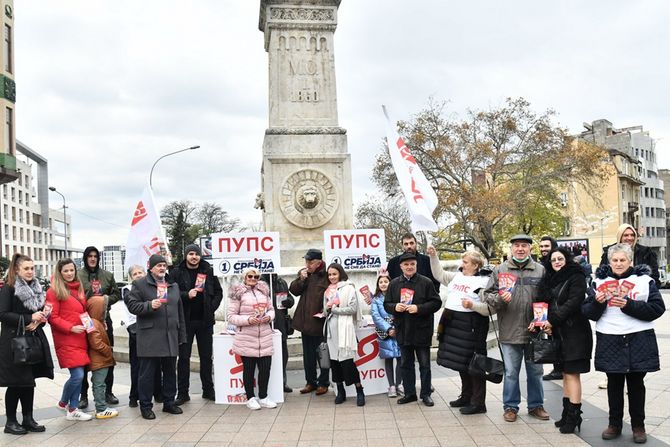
184,243,201,256
148,254,167,269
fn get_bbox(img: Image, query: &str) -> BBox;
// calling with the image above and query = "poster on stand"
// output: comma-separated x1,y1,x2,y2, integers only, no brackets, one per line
210,231,281,275
213,331,284,404
323,229,386,270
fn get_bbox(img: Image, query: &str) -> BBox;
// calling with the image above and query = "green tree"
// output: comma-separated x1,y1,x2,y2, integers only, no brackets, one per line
372,97,611,259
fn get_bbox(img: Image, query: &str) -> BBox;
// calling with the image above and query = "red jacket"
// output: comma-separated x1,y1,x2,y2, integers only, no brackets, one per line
46,281,90,369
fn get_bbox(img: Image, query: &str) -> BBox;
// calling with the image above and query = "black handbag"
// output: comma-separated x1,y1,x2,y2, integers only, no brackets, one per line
467,305,505,384
529,331,561,364
286,315,295,336
11,315,44,365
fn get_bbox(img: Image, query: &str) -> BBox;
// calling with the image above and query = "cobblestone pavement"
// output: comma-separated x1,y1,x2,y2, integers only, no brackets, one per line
1,292,668,447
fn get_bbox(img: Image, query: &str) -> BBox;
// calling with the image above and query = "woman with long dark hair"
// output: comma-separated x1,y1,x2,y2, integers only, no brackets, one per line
46,258,92,421
0,253,54,435
535,247,592,434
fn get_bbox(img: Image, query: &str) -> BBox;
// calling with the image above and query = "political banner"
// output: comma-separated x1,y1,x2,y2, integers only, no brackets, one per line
210,231,281,275
323,229,386,270
213,331,284,404
342,326,388,397
124,185,171,272
382,105,439,233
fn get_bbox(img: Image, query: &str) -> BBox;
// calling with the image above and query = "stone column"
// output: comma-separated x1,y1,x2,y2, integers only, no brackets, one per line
258,0,353,267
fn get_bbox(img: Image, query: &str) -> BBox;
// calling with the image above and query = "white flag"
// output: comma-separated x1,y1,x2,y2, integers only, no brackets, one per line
124,185,171,272
382,105,438,232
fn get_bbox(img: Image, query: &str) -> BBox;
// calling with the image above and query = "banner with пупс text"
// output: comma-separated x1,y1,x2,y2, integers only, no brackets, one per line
210,231,281,275
323,229,386,270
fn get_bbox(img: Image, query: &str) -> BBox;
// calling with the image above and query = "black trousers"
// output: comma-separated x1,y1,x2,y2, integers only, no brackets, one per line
301,334,330,387
400,345,432,398
177,320,214,395
331,359,361,386
241,356,272,399
82,315,114,397
4,387,35,422
459,370,487,407
128,330,162,402
607,371,647,429
138,357,176,410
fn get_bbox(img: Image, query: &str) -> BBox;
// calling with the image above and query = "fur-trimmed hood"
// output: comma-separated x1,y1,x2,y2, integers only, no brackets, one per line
229,280,270,300
595,263,651,280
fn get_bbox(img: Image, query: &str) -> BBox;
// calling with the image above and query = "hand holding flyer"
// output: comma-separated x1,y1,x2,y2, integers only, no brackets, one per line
359,285,372,304
253,303,268,317
80,312,95,333
42,303,53,321
400,288,414,305
275,292,287,310
90,279,102,296
498,273,517,296
157,284,168,303
532,302,548,327
194,273,207,293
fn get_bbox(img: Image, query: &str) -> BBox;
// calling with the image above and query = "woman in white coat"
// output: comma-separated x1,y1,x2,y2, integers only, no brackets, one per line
324,263,365,406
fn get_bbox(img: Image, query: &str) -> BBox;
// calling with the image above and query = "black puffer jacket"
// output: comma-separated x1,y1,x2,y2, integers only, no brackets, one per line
536,262,592,363
583,264,665,373
436,310,488,372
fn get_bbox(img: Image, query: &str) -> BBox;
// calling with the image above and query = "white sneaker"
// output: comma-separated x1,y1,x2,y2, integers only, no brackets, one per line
397,385,404,396
66,409,92,421
246,397,261,410
388,386,397,398
258,397,277,409
95,408,119,419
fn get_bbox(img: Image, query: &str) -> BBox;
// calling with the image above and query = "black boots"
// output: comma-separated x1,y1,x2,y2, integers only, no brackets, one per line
559,402,582,434
555,397,570,427
356,386,365,407
4,420,27,435
334,383,346,404
21,415,45,433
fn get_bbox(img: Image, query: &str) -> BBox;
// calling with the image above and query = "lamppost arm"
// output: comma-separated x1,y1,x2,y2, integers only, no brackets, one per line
149,145,200,188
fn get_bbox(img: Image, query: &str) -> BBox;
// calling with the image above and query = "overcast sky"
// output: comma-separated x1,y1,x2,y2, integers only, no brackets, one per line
15,0,670,252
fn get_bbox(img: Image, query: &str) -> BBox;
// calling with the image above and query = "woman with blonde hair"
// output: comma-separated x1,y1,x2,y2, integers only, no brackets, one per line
227,267,276,410
0,253,54,434
429,247,492,414
46,258,92,421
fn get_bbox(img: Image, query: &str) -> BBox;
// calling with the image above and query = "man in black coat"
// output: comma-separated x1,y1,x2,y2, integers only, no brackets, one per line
384,252,442,406
262,273,295,393
387,233,440,293
171,244,223,405
126,255,187,420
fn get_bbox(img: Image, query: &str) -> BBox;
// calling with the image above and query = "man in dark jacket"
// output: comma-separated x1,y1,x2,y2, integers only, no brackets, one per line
77,246,121,409
126,254,187,420
289,249,330,395
387,233,440,293
384,252,442,406
171,244,223,405
263,273,295,393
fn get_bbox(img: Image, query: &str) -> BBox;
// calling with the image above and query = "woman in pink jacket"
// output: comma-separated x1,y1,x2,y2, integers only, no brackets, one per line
227,267,276,410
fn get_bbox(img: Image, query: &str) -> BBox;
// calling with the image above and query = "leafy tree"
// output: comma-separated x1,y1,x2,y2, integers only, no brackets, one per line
372,97,611,259
355,195,413,256
0,256,9,277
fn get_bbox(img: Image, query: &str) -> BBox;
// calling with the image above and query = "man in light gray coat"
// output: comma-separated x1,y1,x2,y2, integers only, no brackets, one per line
126,254,186,420
483,234,548,423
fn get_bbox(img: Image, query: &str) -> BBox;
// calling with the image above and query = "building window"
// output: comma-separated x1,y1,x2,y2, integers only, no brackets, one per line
3,24,12,74
4,107,13,155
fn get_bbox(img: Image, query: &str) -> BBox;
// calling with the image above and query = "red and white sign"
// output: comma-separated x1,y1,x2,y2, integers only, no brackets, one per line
213,331,284,405
210,231,281,275
342,326,388,397
323,229,386,270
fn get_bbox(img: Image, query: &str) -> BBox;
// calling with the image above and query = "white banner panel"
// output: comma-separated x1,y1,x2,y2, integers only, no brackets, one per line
210,231,281,275
323,229,386,270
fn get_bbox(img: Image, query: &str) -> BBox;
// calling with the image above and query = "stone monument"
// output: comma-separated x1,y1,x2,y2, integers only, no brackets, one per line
258,0,352,267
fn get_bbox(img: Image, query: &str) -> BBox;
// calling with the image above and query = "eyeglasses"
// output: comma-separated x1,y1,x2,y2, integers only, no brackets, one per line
246,275,260,280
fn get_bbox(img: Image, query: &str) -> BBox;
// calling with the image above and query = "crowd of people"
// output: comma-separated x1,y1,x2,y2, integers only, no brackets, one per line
0,226,665,445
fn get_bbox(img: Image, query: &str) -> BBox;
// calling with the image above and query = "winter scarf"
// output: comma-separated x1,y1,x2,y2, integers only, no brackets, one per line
14,277,45,312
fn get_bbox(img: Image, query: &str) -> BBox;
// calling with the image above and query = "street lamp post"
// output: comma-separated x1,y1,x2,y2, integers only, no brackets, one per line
48,186,67,256
149,146,200,188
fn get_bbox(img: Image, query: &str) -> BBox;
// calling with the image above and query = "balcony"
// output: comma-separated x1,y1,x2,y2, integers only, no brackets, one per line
0,154,19,185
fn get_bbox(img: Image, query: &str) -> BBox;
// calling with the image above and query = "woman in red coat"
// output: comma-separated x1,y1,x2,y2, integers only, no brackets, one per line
46,259,92,421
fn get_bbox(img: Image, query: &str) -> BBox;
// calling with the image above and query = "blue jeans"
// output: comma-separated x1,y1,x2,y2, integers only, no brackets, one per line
61,367,85,409
500,343,544,412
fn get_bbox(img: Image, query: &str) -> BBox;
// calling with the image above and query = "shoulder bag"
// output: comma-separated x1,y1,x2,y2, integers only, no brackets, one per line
11,315,44,365
467,305,505,383
528,281,566,364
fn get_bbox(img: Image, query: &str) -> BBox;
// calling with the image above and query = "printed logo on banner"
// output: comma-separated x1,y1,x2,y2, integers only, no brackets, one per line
226,348,253,403
324,229,386,271
355,332,385,380
211,232,281,276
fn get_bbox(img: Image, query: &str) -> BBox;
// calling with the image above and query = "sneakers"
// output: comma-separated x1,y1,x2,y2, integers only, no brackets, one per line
258,397,277,409
57,401,68,412
95,408,119,419
66,409,92,421
246,397,261,410
388,386,397,398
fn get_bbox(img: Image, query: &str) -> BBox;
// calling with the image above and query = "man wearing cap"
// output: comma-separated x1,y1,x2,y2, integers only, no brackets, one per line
384,252,442,406
289,249,331,395
126,254,187,420
387,233,441,293
483,234,548,422
171,244,223,405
